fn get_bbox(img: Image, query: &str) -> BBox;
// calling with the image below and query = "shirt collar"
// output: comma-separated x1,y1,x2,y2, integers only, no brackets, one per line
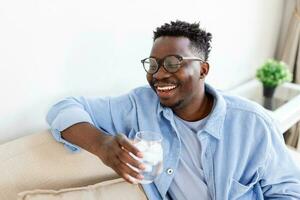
201,84,227,140
157,83,227,140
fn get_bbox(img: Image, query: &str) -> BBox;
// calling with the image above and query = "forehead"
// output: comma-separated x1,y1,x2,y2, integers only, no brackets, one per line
150,36,193,58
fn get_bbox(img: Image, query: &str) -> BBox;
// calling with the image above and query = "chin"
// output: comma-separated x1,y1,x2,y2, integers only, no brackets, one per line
159,99,183,109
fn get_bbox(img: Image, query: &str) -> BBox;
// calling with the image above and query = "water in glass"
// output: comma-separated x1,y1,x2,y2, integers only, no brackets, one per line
133,131,163,184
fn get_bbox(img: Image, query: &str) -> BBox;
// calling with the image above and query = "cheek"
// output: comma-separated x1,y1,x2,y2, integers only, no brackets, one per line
185,77,196,91
146,74,152,84
178,69,200,91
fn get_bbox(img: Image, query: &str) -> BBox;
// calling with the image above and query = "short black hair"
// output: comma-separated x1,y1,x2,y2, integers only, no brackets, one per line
153,20,212,61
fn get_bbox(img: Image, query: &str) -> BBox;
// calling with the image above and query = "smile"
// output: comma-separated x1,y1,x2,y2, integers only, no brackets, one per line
154,84,178,99
156,85,177,92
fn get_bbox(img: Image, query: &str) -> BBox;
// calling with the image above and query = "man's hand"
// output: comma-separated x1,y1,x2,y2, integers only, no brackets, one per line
96,133,146,184
61,123,145,184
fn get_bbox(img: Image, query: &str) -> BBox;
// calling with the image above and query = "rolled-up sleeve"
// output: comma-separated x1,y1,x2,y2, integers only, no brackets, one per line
48,106,94,152
46,96,111,152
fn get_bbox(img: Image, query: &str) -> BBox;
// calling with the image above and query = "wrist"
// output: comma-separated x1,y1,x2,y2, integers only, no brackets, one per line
88,129,111,157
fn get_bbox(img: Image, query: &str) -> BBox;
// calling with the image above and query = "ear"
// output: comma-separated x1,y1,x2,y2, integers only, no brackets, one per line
200,62,210,79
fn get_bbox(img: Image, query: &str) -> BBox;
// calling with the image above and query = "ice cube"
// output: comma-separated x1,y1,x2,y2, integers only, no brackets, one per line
135,140,149,152
143,151,162,165
143,163,153,172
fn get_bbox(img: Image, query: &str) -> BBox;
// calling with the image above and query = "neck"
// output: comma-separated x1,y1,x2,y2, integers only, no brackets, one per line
173,92,213,122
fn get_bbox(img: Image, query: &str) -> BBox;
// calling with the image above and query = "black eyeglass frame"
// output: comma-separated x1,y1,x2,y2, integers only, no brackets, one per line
141,54,205,74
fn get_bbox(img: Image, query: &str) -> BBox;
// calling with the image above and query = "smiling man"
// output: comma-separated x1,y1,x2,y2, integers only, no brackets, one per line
145,35,213,122
47,21,300,199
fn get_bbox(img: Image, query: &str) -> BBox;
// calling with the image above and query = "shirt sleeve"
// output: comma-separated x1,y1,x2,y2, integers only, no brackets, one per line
260,121,300,198
46,96,116,152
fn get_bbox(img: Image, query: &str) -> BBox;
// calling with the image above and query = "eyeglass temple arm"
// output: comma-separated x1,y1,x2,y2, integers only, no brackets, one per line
182,57,205,62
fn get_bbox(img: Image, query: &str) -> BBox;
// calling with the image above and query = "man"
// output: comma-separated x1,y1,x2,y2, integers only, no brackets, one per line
47,21,300,199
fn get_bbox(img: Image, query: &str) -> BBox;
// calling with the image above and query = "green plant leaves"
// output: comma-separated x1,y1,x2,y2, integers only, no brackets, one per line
256,59,292,87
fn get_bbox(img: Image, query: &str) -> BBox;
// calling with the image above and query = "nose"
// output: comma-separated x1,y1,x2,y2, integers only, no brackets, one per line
153,65,171,80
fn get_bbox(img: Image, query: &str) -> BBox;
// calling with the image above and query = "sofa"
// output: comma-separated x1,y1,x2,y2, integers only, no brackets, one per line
1,130,300,200
0,130,147,200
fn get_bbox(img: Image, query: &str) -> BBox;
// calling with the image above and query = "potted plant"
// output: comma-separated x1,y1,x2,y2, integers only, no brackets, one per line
256,59,292,98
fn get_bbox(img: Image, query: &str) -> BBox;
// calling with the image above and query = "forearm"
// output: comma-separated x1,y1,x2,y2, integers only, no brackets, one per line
61,122,110,156
61,121,145,184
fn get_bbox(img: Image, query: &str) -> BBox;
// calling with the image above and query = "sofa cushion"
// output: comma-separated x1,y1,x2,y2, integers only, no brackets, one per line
17,178,147,200
0,131,120,200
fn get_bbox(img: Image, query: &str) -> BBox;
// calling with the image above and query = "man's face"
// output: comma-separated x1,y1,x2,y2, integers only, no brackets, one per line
147,36,204,110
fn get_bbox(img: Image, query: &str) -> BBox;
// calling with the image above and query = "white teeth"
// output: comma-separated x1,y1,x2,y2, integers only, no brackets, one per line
157,85,176,91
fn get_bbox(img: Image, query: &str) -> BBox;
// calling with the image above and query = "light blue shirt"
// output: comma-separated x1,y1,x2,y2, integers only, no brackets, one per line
46,84,300,200
169,115,210,200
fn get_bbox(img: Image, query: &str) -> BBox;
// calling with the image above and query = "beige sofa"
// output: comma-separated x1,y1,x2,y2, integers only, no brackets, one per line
0,131,147,200
1,131,300,200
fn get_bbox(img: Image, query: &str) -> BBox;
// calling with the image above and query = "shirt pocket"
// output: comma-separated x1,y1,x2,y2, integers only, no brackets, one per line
229,171,260,200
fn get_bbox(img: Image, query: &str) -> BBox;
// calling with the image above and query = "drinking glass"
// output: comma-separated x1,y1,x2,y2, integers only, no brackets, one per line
132,131,163,184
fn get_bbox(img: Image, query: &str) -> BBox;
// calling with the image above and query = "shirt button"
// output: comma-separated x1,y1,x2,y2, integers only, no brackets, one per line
166,168,173,175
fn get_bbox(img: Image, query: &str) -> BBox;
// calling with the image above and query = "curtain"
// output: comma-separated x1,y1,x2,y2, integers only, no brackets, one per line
279,0,300,151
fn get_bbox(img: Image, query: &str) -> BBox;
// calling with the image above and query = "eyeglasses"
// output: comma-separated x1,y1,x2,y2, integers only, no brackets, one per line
141,55,204,74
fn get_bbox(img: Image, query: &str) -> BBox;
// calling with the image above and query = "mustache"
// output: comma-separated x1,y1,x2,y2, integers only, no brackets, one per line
151,78,179,87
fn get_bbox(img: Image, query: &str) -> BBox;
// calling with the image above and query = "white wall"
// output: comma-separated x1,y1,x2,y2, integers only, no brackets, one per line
0,0,284,143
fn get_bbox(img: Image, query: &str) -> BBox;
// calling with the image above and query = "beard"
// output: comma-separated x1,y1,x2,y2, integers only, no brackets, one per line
159,99,184,110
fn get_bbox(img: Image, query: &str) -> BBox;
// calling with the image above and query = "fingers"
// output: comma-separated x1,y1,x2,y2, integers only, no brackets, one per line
120,161,144,179
101,133,146,184
123,174,138,184
113,158,144,184
117,148,145,170
116,134,143,158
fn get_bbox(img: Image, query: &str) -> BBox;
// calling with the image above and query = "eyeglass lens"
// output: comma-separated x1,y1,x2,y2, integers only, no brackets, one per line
143,56,181,74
